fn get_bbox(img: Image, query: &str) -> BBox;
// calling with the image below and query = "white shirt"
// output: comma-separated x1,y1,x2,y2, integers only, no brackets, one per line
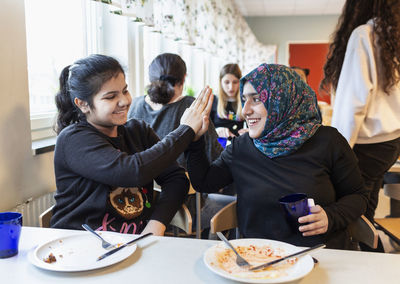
331,19,400,147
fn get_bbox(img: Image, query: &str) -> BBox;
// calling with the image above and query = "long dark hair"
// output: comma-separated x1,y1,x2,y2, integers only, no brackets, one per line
321,0,400,93
55,54,124,134
147,53,186,104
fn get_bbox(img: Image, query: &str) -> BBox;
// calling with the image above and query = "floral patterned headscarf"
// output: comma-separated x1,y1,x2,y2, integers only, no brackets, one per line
240,64,322,158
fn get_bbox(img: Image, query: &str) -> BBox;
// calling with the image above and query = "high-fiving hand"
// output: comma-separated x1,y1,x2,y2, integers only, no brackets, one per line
180,86,214,140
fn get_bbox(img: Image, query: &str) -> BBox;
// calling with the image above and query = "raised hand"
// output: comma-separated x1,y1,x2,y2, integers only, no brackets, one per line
180,86,214,140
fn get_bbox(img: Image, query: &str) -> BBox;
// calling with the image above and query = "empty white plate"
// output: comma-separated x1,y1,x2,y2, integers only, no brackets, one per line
29,232,137,272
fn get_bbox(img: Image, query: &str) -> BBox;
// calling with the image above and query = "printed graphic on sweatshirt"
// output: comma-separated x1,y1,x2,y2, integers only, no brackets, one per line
109,187,145,219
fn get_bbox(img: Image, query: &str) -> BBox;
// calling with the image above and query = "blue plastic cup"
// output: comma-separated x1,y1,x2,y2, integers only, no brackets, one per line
0,212,23,258
217,137,227,148
279,193,310,233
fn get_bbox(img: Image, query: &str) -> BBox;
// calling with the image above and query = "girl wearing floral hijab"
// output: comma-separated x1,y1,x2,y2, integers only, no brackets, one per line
187,64,368,249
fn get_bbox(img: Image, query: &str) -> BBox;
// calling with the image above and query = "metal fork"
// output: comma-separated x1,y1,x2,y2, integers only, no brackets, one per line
216,232,250,269
82,224,114,250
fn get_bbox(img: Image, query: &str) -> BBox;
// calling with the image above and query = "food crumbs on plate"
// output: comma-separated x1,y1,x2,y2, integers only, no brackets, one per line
59,254,63,258
215,245,297,279
59,240,63,243
43,253,57,263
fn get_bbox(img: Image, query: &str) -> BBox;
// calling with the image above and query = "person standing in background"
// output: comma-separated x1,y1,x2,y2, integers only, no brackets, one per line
211,64,247,139
321,0,400,251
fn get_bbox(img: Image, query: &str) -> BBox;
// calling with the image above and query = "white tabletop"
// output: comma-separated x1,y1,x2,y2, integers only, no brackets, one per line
1,227,400,284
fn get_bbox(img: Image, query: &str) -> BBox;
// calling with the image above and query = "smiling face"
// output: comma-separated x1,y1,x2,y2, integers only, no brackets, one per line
221,73,240,99
241,82,268,138
77,72,131,137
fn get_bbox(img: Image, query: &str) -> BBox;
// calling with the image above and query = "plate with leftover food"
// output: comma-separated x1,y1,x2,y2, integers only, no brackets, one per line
203,238,314,283
29,231,137,272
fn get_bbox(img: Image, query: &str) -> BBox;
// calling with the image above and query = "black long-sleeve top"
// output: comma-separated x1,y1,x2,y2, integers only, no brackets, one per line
51,119,193,234
186,126,368,249
128,95,223,169
210,96,244,137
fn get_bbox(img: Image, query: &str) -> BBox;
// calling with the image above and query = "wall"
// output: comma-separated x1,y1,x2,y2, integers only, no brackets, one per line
0,0,56,211
245,15,340,65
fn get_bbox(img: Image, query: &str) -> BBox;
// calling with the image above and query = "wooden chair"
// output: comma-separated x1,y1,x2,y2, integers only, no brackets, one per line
39,202,192,235
39,205,54,228
210,200,378,249
210,200,238,236
155,173,201,238
348,215,378,249
374,183,400,247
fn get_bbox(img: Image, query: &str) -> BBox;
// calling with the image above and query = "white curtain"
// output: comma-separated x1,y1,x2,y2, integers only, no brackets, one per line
104,0,276,72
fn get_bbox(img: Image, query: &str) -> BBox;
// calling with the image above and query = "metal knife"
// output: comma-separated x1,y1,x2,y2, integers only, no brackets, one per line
249,243,325,271
97,232,153,261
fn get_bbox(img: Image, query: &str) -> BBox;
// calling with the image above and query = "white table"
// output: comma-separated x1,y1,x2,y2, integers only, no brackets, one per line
1,227,400,284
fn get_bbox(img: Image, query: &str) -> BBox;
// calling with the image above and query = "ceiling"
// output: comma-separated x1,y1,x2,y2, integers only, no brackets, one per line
233,0,346,17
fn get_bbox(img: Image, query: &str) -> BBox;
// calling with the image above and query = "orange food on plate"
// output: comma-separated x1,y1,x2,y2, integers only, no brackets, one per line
215,245,298,279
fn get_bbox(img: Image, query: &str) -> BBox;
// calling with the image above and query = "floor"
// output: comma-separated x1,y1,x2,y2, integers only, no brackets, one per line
375,191,400,253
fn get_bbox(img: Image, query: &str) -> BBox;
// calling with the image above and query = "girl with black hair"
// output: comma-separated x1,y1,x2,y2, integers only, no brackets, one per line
128,53,223,168
128,53,235,238
51,54,213,236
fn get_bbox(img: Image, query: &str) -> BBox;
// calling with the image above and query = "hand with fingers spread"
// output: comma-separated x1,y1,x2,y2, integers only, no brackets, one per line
298,205,328,236
180,86,214,140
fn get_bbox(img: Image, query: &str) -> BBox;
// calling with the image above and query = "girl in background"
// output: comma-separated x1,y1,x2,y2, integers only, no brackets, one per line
51,54,213,236
321,0,400,251
128,53,234,238
211,63,247,139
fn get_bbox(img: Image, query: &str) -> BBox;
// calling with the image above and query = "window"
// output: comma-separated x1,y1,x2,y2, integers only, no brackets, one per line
25,0,87,141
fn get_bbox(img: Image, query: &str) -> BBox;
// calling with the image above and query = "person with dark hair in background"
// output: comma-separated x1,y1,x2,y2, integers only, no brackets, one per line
291,66,310,83
51,54,214,236
186,64,368,250
211,63,247,139
128,53,223,168
321,0,400,251
128,53,235,238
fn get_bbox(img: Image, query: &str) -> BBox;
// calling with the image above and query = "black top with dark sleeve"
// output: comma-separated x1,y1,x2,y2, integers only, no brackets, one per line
210,96,244,136
128,95,223,169
186,126,368,249
51,119,193,234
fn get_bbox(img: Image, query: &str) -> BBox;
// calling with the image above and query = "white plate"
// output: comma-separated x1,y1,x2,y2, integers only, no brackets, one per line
29,232,137,272
203,238,314,283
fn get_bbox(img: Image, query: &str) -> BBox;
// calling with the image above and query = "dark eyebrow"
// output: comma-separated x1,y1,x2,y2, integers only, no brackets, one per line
101,84,128,97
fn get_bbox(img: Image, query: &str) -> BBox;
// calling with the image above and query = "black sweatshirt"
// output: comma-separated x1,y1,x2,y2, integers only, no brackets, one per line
186,126,368,249
51,119,193,234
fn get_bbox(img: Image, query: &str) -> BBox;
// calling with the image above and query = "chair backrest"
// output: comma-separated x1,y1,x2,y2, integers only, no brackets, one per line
210,200,378,249
39,205,54,228
383,183,400,201
347,215,378,249
153,186,193,235
169,203,192,235
210,200,237,234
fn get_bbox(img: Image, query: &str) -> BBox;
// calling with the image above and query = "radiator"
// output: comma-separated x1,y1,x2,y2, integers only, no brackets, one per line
12,192,56,227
